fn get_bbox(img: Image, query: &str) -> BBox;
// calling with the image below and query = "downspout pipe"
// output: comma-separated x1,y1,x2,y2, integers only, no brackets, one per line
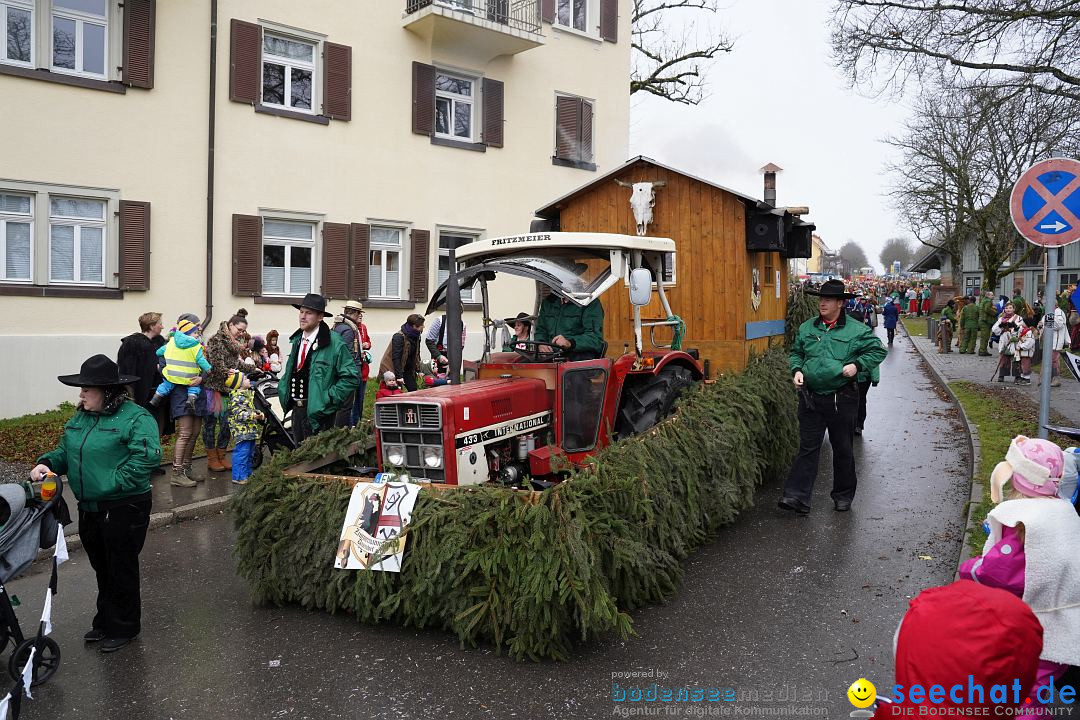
204,0,218,328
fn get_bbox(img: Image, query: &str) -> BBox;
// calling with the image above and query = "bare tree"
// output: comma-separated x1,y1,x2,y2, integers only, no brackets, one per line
631,0,734,105
839,241,870,276
879,237,915,270
831,0,1080,101
884,81,1080,291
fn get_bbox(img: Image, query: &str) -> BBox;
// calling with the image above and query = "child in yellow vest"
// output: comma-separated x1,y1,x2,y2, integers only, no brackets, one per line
149,318,212,411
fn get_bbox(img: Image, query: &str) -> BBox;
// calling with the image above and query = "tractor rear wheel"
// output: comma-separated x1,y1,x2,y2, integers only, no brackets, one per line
614,364,695,439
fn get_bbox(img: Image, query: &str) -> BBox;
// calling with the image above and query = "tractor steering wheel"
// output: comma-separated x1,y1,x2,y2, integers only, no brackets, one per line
511,340,566,363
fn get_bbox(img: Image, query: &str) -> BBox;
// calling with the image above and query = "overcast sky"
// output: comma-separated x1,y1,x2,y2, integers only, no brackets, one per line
628,0,913,272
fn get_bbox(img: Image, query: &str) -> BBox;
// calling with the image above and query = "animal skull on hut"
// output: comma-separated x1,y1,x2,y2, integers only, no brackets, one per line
615,180,666,236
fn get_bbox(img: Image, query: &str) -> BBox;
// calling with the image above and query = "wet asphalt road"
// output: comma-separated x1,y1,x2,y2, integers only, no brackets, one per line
7,328,970,720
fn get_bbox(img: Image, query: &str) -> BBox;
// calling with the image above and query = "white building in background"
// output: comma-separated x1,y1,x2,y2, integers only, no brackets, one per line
0,0,630,418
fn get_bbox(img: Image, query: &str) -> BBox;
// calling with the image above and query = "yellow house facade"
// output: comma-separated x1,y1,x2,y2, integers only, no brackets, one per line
0,0,631,418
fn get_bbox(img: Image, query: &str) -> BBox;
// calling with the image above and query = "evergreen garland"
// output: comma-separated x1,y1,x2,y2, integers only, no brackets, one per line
787,284,818,346
231,347,797,661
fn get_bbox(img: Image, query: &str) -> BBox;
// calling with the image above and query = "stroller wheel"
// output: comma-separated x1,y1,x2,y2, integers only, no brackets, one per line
8,637,60,687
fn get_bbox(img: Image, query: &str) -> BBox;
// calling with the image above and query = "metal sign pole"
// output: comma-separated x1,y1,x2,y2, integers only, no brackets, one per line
1009,158,1080,439
1038,248,1058,439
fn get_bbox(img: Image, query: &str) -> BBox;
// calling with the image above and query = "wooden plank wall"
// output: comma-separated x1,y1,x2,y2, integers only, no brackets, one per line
554,161,787,373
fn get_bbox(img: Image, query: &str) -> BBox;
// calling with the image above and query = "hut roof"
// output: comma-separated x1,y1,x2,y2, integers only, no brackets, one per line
535,155,760,218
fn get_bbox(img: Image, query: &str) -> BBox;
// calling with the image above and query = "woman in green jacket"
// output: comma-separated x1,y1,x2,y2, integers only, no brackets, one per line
30,355,161,654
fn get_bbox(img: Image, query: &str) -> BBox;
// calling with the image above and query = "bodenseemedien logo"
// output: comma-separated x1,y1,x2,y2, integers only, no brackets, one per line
848,678,877,718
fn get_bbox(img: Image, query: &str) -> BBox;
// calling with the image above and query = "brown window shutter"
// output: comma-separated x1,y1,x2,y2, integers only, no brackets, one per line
541,0,554,23
323,42,352,121
412,61,435,136
230,19,261,104
600,0,618,42
321,223,350,299
482,78,504,148
410,229,430,302
118,201,151,290
580,99,594,162
121,0,155,88
232,214,262,296
554,95,581,160
350,223,370,301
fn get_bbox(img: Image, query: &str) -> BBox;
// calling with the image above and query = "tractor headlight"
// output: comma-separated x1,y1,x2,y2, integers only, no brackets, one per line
383,444,406,467
422,446,443,469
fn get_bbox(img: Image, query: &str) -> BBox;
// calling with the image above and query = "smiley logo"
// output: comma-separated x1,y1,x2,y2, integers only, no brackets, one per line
847,678,877,709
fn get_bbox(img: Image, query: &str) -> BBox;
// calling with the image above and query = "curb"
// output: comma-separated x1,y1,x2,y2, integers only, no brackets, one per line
899,319,982,576
37,494,232,565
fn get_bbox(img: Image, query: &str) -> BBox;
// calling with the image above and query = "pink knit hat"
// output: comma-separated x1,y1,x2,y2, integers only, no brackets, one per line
990,436,1064,502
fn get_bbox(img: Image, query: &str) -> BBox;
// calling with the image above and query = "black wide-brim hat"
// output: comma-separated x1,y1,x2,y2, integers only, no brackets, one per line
58,354,139,388
504,312,534,325
806,279,855,299
291,292,333,317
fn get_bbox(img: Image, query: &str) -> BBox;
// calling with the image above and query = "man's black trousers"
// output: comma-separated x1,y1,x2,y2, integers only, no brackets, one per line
783,384,859,506
79,494,152,640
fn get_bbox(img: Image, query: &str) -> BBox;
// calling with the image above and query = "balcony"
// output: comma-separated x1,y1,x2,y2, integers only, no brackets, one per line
404,0,545,62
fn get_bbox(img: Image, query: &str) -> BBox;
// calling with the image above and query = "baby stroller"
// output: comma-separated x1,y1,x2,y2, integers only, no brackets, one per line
0,476,70,689
249,369,298,470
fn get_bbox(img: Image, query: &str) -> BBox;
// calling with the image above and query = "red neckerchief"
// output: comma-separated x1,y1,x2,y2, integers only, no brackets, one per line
821,317,839,331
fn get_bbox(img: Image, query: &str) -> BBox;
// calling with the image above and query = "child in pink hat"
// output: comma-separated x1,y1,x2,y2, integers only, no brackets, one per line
959,436,1080,715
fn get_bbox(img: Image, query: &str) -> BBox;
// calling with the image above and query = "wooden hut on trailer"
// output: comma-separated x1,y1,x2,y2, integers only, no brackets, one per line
533,156,814,374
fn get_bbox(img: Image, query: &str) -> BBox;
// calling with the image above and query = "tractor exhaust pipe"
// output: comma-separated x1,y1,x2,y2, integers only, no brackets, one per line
446,246,463,385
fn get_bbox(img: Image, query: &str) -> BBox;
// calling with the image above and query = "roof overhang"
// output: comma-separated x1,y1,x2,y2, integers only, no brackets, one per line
535,155,759,219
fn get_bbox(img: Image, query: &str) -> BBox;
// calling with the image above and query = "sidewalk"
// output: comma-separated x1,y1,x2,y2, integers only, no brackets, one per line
905,324,1080,426
60,452,241,540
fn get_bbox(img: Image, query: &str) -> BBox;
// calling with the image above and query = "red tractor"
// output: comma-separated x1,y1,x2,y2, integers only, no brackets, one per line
373,232,703,487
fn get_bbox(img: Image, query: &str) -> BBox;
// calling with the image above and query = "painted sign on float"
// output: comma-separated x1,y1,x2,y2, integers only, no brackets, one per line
334,479,420,572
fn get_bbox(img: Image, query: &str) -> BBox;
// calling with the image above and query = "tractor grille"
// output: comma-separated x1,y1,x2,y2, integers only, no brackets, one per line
375,402,441,430
376,403,445,482
378,431,446,483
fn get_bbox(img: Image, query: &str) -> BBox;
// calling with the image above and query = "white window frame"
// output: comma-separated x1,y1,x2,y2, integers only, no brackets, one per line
437,227,482,302
260,217,317,297
49,0,108,79
368,223,407,300
259,23,322,115
552,0,596,36
1,0,34,67
434,69,477,142
0,180,119,288
48,195,107,286
0,192,33,283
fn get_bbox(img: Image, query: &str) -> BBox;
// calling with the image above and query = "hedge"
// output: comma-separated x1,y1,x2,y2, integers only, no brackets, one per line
231,345,798,661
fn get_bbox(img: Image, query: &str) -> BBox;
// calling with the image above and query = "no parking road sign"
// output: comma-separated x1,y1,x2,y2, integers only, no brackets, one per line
1010,157,1080,247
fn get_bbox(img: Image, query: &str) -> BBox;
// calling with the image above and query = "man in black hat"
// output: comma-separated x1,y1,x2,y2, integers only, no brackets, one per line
779,279,887,514
278,293,360,443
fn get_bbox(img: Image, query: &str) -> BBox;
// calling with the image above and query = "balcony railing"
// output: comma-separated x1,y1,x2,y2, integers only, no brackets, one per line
406,0,542,35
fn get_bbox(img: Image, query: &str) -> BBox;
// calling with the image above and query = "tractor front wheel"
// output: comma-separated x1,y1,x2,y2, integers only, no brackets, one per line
614,364,695,439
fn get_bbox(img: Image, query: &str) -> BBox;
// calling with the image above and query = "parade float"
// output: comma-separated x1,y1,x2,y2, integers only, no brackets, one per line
233,159,814,660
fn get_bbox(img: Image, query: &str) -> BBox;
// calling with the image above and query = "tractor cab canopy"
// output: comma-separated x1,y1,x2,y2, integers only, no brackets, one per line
425,232,675,314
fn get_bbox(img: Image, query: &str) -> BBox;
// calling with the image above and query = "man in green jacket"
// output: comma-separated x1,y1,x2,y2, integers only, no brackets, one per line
279,293,360,443
534,294,605,360
780,280,887,515
977,290,998,356
959,296,980,353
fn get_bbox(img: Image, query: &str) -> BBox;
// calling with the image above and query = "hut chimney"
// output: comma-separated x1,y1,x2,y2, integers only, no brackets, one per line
760,163,783,208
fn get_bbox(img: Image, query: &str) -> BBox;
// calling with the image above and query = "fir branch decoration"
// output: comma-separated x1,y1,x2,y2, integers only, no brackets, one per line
231,347,797,661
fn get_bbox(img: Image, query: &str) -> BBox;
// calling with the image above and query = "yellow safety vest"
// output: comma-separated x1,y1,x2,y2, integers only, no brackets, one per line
162,340,202,385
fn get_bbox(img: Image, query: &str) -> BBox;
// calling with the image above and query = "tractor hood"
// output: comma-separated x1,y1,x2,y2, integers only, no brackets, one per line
376,377,550,433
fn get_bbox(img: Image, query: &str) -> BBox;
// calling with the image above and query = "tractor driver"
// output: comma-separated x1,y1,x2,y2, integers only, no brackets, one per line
534,293,605,361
